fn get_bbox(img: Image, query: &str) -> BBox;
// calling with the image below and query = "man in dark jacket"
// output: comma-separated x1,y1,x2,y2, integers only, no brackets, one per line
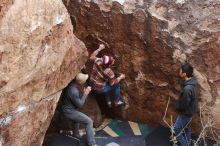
61,73,98,146
174,63,198,146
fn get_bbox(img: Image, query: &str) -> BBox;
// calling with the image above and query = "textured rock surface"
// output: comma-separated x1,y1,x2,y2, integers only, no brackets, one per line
62,0,220,139
0,0,88,145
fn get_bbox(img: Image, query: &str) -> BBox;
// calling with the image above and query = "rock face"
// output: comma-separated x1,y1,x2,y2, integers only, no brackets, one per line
62,0,220,139
0,0,88,145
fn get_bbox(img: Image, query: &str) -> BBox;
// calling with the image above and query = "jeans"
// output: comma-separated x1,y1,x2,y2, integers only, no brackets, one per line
63,108,96,145
174,115,192,146
96,83,121,103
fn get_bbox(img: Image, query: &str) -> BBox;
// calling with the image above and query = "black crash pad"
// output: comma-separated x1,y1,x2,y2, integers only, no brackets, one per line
47,134,146,146
90,136,146,146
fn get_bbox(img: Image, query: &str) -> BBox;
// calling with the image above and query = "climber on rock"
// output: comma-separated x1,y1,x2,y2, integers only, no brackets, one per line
89,44,125,108
61,73,98,146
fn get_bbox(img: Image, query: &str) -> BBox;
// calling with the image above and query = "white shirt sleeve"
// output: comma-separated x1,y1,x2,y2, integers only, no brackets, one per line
95,58,103,65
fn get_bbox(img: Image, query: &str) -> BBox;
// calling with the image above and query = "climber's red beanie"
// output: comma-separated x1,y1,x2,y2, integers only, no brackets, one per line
102,55,114,65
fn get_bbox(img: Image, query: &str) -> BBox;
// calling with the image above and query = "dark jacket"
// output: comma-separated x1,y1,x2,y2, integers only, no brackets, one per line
176,76,198,117
61,82,88,112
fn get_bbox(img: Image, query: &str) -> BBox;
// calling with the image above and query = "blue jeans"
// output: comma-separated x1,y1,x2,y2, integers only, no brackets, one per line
174,115,192,146
96,83,121,103
63,108,96,145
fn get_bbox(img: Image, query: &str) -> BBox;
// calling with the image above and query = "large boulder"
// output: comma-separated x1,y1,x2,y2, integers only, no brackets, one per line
0,0,88,145
62,0,220,139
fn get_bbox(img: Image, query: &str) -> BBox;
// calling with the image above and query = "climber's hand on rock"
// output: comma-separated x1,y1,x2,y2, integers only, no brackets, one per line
98,44,105,50
120,73,125,80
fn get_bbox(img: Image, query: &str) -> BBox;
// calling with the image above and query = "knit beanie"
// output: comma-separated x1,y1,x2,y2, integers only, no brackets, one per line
75,73,89,84
102,55,114,65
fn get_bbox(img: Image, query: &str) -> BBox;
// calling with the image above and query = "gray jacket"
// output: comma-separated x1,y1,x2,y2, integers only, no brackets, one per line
61,82,88,112
176,76,198,117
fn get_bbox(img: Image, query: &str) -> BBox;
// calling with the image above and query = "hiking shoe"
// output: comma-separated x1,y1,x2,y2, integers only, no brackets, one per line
115,100,124,106
107,101,112,108
62,130,82,139
72,133,82,139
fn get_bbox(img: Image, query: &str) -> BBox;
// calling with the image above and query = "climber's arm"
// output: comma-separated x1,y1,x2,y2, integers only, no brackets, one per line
89,44,105,61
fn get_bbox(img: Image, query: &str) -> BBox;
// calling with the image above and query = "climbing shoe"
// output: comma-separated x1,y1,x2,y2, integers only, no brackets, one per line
115,100,124,106
107,101,112,108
